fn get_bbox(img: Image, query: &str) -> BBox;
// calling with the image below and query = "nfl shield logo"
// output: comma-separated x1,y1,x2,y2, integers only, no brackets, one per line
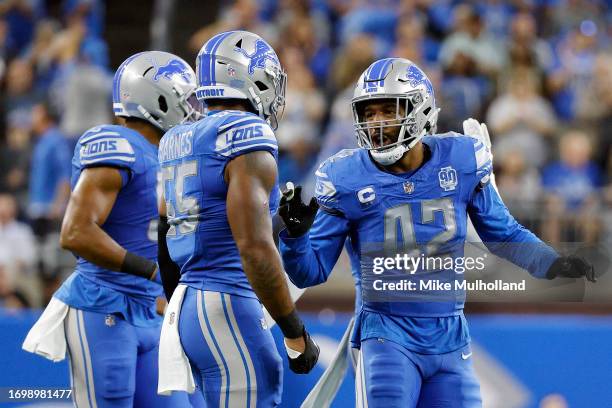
403,181,414,194
105,315,115,327
438,166,458,191
227,66,236,77
169,312,176,325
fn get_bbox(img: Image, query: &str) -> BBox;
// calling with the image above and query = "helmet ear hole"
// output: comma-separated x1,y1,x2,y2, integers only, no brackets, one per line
254,81,269,91
235,39,243,48
423,107,431,115
158,95,168,113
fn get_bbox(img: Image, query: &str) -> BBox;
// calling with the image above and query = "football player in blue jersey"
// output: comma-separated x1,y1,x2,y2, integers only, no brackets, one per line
277,58,595,408
32,51,200,407
157,30,319,407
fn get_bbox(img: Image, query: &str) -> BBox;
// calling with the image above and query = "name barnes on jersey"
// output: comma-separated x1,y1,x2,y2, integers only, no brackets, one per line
159,129,193,161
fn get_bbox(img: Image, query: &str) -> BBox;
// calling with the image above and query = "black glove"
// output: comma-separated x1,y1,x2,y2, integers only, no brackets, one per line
287,329,320,374
546,255,596,282
278,183,319,237
158,216,181,300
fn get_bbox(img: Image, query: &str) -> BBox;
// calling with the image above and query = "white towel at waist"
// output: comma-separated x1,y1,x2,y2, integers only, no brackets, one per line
158,284,195,395
22,297,70,362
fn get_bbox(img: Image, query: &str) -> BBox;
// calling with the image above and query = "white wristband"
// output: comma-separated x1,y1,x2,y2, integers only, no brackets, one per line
284,339,302,359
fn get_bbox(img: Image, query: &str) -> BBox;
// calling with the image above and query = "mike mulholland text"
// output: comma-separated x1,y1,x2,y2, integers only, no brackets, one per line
372,279,527,292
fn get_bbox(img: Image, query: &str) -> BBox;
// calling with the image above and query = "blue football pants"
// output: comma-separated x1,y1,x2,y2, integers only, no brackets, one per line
178,288,283,408
64,307,192,408
356,338,482,408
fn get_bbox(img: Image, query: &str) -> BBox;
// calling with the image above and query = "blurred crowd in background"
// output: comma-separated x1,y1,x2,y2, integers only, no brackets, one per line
0,0,610,309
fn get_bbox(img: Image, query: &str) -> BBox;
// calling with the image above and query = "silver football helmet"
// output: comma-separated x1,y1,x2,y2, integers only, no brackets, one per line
195,30,286,129
112,51,199,131
352,58,440,165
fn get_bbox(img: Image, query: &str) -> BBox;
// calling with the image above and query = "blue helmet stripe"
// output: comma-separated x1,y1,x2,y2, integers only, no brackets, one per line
370,60,385,86
113,52,145,104
203,32,224,53
198,31,235,87
364,58,394,89
369,60,386,81
197,54,211,86
364,62,375,82
367,59,385,81
210,31,234,85
198,32,225,86
372,58,394,81
365,60,383,82
205,33,226,85
363,61,379,90
378,58,394,87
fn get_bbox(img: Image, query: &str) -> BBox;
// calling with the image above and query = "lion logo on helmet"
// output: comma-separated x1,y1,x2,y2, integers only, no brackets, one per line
153,59,192,83
234,39,279,75
406,65,434,96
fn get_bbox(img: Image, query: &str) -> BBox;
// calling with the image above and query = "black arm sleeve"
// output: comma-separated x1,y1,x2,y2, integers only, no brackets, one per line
158,216,181,300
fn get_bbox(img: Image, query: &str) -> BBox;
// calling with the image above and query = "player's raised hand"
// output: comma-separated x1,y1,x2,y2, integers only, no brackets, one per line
285,329,320,374
546,255,596,282
462,118,491,150
279,182,319,237
463,118,497,190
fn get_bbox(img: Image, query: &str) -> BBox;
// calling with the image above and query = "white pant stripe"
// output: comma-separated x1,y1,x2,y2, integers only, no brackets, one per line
362,350,369,408
64,308,96,408
196,290,228,408
356,350,369,408
77,310,97,408
223,293,257,408
66,345,75,405
204,292,250,408
65,309,87,408
355,350,362,408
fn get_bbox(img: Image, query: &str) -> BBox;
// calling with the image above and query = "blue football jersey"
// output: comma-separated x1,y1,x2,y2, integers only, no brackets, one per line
280,133,559,352
159,110,280,298
54,124,163,327
315,134,490,317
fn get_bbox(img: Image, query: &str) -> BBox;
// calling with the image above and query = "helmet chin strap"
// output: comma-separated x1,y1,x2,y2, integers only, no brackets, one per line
370,126,427,166
370,122,409,166
371,144,407,166
137,105,166,131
